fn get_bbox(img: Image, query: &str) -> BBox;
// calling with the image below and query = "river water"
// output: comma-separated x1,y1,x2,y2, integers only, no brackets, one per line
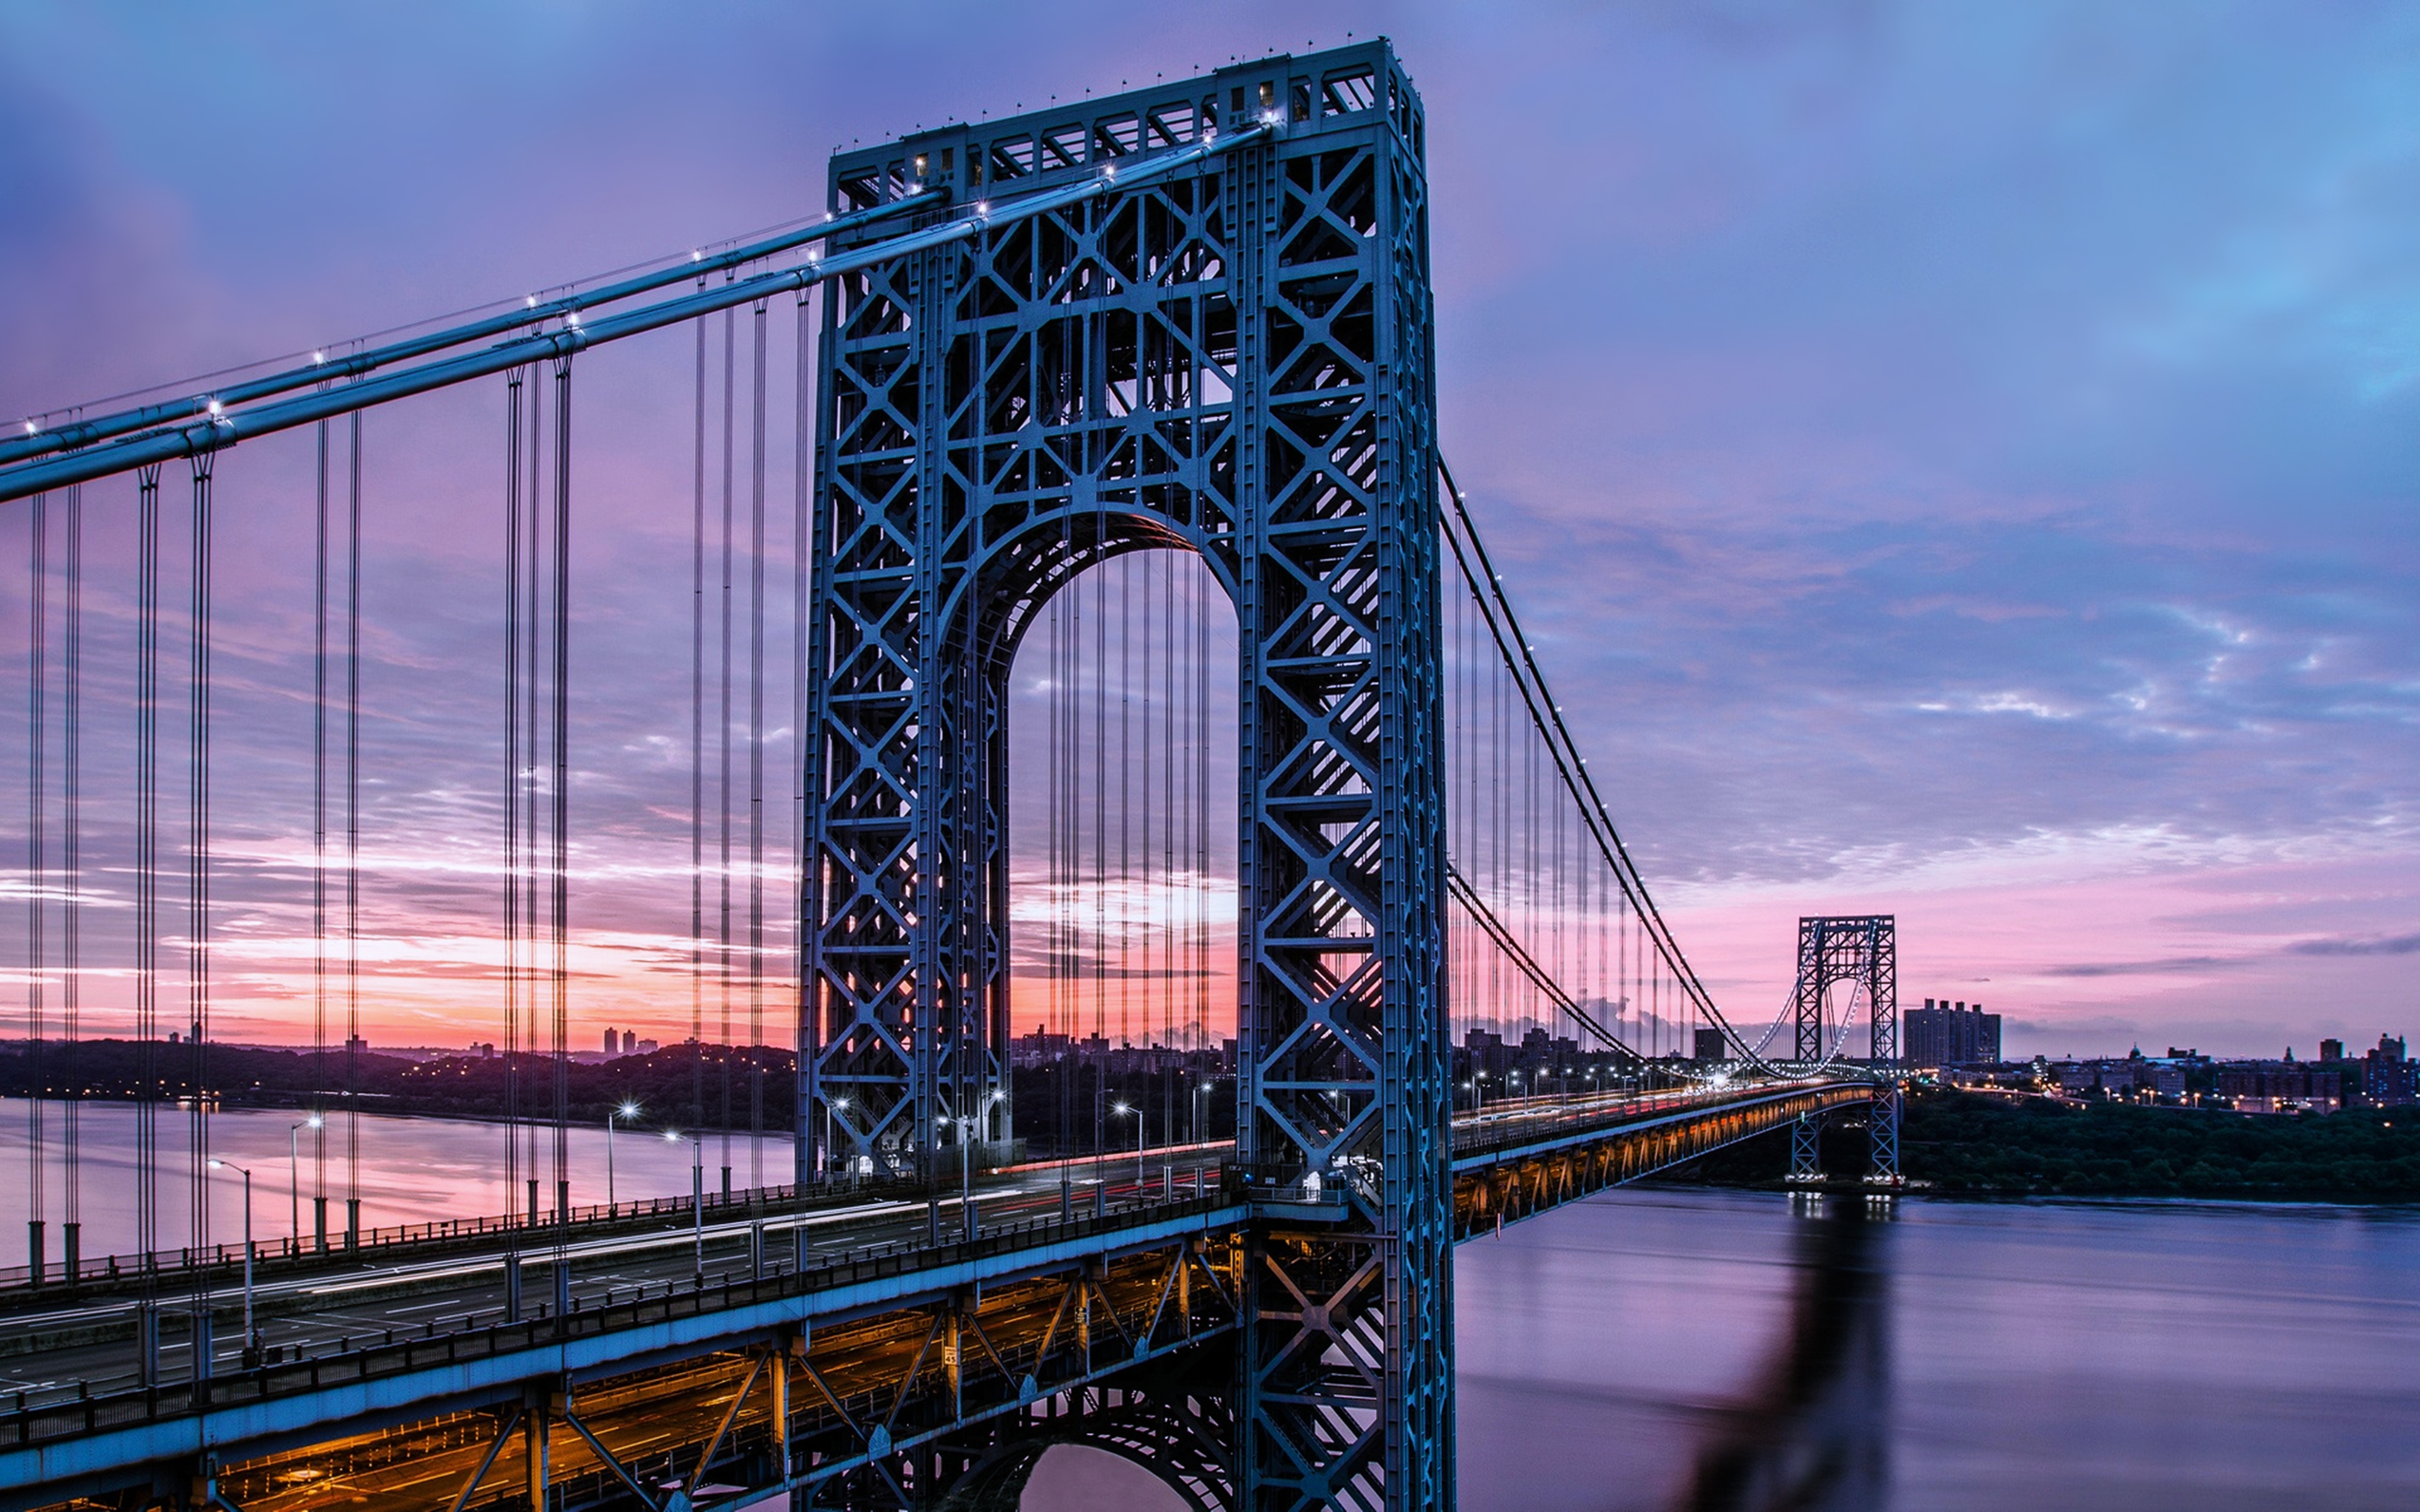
7,1102,2416,1508
1030,1185,2420,1510
0,1097,785,1256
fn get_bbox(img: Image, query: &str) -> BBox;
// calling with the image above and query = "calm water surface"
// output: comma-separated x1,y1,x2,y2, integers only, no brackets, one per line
7,1104,2414,1508
1033,1186,2420,1510
0,1097,784,1254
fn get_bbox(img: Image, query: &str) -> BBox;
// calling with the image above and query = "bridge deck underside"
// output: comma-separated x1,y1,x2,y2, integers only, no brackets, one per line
3,1086,1872,1512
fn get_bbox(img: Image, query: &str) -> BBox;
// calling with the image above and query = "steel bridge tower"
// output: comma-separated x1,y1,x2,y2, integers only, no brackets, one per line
800,42,1452,1508
1790,914,1901,1182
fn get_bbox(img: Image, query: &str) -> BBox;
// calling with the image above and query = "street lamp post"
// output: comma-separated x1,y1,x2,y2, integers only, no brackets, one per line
608,1101,639,1210
826,1096,853,1182
1192,1080,1211,1143
287,1113,320,1248
206,1159,258,1366
1114,1102,1142,1186
664,1130,705,1277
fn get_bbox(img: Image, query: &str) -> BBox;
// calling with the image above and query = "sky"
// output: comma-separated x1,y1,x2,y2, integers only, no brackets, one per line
1,1,2415,1061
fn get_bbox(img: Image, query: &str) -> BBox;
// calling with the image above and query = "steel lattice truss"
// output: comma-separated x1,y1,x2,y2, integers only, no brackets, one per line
802,42,1451,1509
1790,915,1902,1182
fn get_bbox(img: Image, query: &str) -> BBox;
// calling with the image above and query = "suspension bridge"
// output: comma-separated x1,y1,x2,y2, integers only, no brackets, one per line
2,42,1903,1512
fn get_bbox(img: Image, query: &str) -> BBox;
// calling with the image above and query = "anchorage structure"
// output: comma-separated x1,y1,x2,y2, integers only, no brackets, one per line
1790,914,1901,1181
801,40,1451,1508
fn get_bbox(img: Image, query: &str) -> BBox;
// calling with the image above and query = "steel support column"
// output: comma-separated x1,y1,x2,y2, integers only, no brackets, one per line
1790,916,1898,1183
802,42,1448,1508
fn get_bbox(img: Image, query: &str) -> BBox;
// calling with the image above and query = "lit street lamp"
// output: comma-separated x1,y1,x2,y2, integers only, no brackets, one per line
958,1090,1005,1238
205,1158,260,1366
288,1113,321,1246
826,1096,853,1180
1193,1080,1211,1143
1114,1101,1143,1186
664,1130,704,1277
607,1100,640,1209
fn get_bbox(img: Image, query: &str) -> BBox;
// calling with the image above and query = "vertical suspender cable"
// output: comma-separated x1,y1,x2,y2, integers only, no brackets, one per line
1194,542,1209,1060
313,418,331,1250
1092,546,1106,1160
718,300,735,1193
1119,555,1131,1086
345,411,362,1246
749,299,768,1190
62,481,81,1280
134,464,161,1380
550,357,571,1240
26,490,47,1284
1046,597,1060,1152
690,307,705,1144
187,450,214,1371
502,369,524,1307
1161,553,1177,1143
524,367,543,1220
792,291,813,1189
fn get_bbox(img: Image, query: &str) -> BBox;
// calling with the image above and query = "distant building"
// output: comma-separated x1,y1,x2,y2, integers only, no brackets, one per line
621,1030,636,1055
2360,1034,2415,1108
1463,1029,1511,1077
1694,1028,1727,1063
1906,999,2002,1068
602,1026,618,1056
2320,1037,2346,1063
635,1038,660,1055
2218,1063,2342,1114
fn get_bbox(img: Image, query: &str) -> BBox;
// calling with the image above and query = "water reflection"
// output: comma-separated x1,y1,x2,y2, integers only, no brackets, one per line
0,1097,784,1259
1456,1186,2420,1512
1678,1193,1889,1512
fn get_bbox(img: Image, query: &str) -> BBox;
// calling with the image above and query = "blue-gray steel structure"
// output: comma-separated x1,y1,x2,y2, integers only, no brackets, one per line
1790,916,1900,1183
800,43,1450,1508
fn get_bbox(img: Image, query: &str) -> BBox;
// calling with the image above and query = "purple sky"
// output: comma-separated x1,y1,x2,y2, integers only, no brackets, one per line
2,3,2416,1060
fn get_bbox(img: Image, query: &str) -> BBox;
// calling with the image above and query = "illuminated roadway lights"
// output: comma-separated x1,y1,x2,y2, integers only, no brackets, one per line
663,1129,705,1278
607,1100,640,1210
287,1113,323,1244
204,1158,261,1366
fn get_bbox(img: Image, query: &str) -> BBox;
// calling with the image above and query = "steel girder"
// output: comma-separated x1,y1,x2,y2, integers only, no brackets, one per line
1789,917,1900,1183
802,42,1451,1509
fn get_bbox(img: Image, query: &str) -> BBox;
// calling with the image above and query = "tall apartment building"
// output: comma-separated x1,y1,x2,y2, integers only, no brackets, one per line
1905,998,2002,1068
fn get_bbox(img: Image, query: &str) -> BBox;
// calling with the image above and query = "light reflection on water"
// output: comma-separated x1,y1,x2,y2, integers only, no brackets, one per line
1453,1186,2420,1512
0,1097,786,1256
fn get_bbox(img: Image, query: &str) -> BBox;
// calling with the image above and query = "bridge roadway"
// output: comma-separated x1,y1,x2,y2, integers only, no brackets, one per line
0,1079,1875,1512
